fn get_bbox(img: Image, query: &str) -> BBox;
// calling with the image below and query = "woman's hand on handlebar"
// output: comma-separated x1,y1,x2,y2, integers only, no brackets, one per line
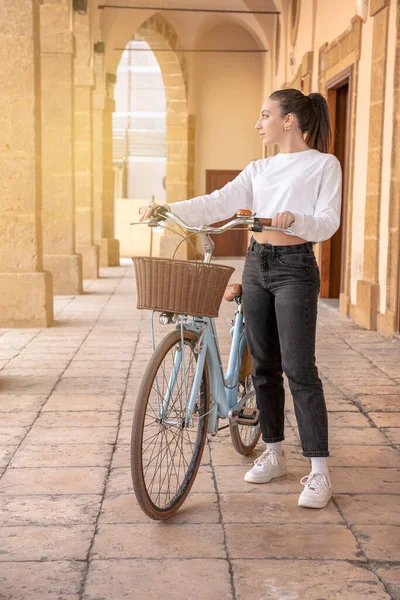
139,202,170,222
271,211,295,229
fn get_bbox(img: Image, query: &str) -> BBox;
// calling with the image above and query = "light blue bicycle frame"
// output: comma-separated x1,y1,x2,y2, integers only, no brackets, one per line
154,304,254,435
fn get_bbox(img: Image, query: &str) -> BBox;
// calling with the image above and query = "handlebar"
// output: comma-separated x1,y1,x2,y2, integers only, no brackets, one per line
130,208,293,235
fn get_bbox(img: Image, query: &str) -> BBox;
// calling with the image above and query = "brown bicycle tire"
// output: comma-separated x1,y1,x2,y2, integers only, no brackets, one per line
130,329,210,520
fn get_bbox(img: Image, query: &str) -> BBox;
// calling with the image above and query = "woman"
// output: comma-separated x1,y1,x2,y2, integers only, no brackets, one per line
140,88,342,509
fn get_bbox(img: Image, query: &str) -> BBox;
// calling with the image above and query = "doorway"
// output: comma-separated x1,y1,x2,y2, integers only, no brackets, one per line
320,72,351,298
206,170,248,257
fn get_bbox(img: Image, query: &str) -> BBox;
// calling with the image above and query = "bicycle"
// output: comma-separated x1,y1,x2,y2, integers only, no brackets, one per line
130,207,292,520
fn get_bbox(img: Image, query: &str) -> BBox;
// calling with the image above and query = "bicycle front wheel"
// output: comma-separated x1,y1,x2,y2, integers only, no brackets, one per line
131,329,210,520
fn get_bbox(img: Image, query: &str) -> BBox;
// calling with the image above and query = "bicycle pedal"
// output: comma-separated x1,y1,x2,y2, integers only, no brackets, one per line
230,407,260,426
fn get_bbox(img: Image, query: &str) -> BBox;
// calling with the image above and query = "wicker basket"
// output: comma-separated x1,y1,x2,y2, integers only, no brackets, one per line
133,257,235,318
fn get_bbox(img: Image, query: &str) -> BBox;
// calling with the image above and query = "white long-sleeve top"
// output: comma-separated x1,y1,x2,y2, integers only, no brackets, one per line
171,149,342,243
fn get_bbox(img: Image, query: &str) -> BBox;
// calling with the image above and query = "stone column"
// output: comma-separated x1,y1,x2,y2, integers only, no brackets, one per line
40,0,83,294
165,115,195,205
0,0,53,327
355,0,390,329
73,11,99,279
154,112,195,259
92,50,120,267
379,0,400,334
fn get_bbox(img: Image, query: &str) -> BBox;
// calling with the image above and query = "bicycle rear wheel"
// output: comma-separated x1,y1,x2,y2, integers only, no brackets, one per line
131,329,210,520
230,342,261,455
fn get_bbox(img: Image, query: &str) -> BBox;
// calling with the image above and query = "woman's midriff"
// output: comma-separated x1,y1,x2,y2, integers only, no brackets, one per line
253,230,308,246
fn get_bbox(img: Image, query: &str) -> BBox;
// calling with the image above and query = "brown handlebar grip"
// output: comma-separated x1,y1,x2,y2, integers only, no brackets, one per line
258,218,273,227
236,209,253,216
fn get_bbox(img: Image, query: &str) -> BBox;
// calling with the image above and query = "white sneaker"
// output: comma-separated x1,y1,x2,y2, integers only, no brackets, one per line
244,449,287,484
298,472,332,508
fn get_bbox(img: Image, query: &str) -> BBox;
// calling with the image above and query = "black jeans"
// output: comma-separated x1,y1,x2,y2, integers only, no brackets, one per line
242,237,329,458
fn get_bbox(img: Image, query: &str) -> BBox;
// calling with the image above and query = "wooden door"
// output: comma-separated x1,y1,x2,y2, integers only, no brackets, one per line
320,80,349,298
206,170,248,257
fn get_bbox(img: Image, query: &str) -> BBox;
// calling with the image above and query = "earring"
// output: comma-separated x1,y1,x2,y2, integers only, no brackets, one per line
284,125,291,132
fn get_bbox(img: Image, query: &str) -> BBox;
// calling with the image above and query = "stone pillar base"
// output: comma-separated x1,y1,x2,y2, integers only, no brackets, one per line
339,293,350,317
353,280,380,330
78,245,99,279
0,271,53,328
377,309,396,337
43,254,83,295
99,238,120,267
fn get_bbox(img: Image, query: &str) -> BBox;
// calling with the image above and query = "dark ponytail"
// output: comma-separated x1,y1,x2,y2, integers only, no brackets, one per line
269,88,332,153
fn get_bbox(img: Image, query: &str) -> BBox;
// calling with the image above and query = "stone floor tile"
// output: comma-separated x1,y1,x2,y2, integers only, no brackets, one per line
214,465,307,494
335,494,400,525
0,525,94,561
338,379,397,390
325,427,389,445
0,560,85,600
326,399,361,412
0,351,19,361
23,426,117,445
0,446,17,469
42,394,123,412
369,412,400,427
105,465,215,495
329,444,400,467
116,425,133,444
54,378,126,395
220,492,343,524
7,359,70,368
109,443,130,469
383,428,400,445
0,395,48,413
232,559,390,600
353,525,400,561
331,467,400,494
100,492,219,524
0,495,101,526
354,387,400,396
83,559,233,600
225,523,362,559
357,395,400,412
375,567,400,600
10,443,113,468
0,376,57,395
91,523,225,559
69,360,132,369
325,394,359,414
0,466,107,495
0,412,38,426
0,427,27,445
2,367,64,377
35,411,119,427
62,368,129,378
73,352,134,362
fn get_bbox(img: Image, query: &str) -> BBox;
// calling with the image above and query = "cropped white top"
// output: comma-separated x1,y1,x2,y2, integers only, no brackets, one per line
171,149,342,243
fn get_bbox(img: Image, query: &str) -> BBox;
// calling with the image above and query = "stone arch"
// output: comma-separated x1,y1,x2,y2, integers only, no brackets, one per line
104,10,193,205
193,11,269,53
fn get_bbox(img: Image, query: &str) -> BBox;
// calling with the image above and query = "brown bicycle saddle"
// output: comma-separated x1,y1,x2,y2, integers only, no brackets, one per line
224,283,243,302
